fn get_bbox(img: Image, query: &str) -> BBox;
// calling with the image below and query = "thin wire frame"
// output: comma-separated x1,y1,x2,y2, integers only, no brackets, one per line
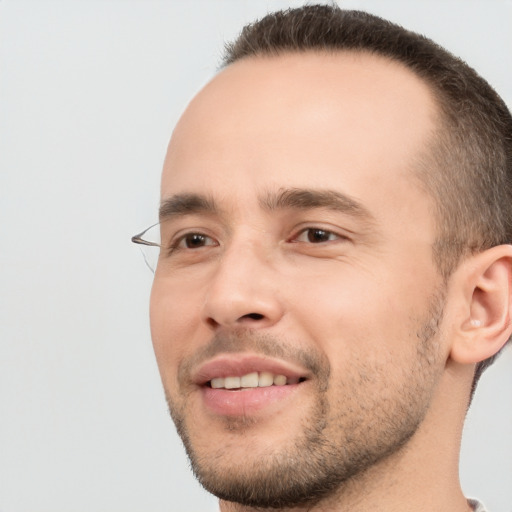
131,223,161,273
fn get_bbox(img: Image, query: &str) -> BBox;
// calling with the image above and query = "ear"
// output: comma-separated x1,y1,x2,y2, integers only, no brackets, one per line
449,245,512,365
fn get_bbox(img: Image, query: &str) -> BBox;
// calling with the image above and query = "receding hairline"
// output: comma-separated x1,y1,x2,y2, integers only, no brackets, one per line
219,46,438,91
219,47,445,127
215,47,445,149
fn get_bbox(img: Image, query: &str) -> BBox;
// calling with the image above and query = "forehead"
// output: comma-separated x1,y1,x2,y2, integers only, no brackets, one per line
162,51,437,225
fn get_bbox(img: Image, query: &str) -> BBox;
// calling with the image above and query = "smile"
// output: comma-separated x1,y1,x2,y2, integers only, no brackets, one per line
192,354,310,416
209,372,304,389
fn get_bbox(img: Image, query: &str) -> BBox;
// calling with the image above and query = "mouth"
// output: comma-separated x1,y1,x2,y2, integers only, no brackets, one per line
192,354,310,416
208,372,307,390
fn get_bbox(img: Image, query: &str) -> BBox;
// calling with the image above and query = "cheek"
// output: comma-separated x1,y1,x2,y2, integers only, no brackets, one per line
149,278,205,381
289,261,434,365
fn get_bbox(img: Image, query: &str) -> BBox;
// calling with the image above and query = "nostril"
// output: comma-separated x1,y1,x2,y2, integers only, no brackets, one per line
205,312,266,329
206,317,220,328
244,313,264,320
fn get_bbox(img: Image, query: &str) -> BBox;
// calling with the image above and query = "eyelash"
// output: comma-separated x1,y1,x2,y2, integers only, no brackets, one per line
168,227,346,253
171,232,218,251
291,227,344,244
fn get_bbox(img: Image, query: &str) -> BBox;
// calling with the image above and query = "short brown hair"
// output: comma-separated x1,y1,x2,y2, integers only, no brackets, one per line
222,4,512,387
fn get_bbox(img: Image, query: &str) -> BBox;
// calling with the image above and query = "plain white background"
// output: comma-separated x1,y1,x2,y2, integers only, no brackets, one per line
0,1,511,511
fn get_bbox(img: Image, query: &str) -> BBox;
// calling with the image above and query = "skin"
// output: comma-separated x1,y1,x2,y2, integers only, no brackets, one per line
149,52,500,511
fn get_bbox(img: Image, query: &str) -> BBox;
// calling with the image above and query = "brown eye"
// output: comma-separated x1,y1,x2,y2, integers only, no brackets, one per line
177,233,217,249
185,234,207,248
295,228,340,243
308,229,331,243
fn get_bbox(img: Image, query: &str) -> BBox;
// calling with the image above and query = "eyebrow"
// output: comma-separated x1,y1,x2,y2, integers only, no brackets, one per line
260,188,374,221
159,188,374,223
159,193,218,221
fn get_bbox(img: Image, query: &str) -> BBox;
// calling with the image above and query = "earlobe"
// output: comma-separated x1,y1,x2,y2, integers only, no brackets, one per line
449,245,512,365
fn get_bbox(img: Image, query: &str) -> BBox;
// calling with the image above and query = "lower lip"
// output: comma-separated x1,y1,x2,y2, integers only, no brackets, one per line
201,384,301,416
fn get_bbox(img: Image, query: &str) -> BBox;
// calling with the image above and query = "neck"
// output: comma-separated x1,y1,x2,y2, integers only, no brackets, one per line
220,363,474,512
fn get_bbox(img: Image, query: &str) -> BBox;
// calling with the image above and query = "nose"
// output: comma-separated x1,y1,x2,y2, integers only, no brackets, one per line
201,240,285,330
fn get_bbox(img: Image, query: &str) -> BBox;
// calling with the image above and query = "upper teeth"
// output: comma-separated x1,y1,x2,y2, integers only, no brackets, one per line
210,372,293,389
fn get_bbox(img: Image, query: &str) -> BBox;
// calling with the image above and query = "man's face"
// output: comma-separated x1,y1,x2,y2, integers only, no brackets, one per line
150,52,447,508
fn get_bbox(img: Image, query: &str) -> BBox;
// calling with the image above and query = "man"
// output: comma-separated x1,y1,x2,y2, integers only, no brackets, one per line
135,4,512,511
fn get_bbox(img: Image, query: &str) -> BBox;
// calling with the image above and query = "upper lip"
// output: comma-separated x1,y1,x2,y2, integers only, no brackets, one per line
192,354,311,386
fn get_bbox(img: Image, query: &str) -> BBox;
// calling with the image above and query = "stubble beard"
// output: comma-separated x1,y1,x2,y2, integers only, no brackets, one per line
165,293,445,510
